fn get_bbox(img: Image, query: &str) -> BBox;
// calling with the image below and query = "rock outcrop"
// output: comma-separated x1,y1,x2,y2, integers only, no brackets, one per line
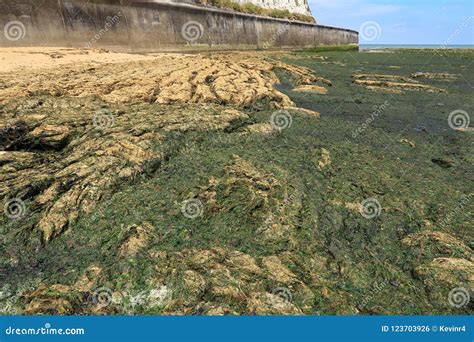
234,0,312,17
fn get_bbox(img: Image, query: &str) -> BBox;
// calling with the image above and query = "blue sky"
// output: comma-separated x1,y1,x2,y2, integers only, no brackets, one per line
309,0,474,44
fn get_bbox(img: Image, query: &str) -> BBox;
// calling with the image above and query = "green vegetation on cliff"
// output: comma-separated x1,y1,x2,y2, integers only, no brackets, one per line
203,0,315,23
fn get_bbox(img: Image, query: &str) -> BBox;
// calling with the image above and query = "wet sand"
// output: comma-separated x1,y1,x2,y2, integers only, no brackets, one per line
0,47,167,73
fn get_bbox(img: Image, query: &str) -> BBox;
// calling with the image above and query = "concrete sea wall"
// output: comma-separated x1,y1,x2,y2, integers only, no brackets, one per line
0,0,358,51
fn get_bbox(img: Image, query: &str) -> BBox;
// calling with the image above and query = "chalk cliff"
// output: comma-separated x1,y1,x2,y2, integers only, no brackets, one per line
234,0,312,17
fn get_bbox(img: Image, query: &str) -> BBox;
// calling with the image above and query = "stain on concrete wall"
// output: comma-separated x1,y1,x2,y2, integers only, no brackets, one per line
0,0,358,51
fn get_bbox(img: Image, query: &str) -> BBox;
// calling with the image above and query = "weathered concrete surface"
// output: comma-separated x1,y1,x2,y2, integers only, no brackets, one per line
0,0,357,51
